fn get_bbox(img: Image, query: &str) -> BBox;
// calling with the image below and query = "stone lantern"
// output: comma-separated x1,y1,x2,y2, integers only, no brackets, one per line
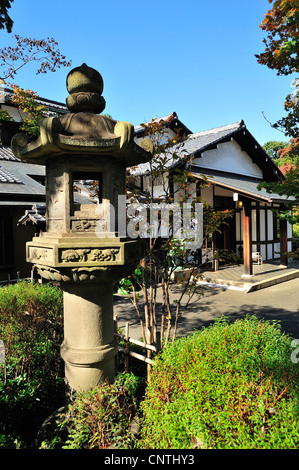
11,64,153,396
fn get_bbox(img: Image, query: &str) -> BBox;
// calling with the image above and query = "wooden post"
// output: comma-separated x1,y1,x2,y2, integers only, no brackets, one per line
242,201,253,277
280,216,288,267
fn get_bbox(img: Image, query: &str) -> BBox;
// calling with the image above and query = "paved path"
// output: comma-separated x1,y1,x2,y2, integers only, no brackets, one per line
113,277,299,341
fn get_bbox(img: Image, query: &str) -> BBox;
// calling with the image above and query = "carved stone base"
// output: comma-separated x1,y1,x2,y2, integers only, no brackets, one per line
27,235,143,270
27,234,144,284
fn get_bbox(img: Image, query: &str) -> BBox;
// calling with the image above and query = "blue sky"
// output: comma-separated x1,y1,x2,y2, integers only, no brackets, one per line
1,0,296,146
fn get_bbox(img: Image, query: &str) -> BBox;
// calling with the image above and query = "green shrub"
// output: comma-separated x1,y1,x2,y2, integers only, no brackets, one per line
0,280,63,378
0,281,64,447
139,315,299,449
55,372,143,449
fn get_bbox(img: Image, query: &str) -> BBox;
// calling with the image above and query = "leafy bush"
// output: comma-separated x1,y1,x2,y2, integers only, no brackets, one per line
0,280,63,378
139,315,299,449
53,372,143,449
0,281,64,447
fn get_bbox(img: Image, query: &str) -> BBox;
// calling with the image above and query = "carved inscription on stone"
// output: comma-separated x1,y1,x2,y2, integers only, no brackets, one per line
60,247,120,264
71,219,99,232
90,248,119,262
61,249,91,262
28,247,53,262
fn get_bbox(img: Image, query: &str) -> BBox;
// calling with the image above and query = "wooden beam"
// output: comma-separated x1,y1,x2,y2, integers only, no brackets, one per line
242,201,253,276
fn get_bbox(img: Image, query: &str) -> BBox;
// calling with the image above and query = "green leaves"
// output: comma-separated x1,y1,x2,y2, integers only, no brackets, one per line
58,373,142,449
139,316,299,449
0,0,14,33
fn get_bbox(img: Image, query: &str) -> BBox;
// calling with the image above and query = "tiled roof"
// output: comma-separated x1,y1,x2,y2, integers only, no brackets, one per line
18,204,46,225
191,169,295,204
132,120,245,176
134,111,192,137
0,149,45,198
180,121,245,156
0,146,22,162
134,112,177,135
0,167,22,183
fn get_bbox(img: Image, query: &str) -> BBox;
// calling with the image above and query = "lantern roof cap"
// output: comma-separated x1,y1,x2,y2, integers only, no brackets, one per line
11,64,153,165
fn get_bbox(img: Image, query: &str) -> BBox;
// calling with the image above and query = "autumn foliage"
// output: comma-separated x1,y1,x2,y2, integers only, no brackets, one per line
256,0,299,76
256,1,299,144
257,0,299,211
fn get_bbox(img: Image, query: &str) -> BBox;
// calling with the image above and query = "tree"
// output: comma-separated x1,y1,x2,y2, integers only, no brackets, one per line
9,85,48,137
256,0,299,233
0,34,71,136
256,0,299,153
0,35,71,82
255,0,299,76
263,139,288,165
0,0,14,33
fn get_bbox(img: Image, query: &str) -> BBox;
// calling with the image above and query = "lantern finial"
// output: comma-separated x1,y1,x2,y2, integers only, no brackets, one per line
66,63,106,114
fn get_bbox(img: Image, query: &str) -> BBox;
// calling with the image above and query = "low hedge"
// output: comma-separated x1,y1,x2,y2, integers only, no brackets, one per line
139,315,299,449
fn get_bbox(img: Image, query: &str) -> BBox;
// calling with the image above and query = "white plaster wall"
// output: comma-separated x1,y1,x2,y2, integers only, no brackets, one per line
236,212,241,242
261,244,267,260
267,244,273,259
200,185,213,206
1,104,26,122
251,209,257,241
274,242,280,259
192,140,263,178
260,211,266,241
153,184,165,198
188,182,197,198
287,220,293,238
173,181,180,202
267,210,274,239
214,187,233,197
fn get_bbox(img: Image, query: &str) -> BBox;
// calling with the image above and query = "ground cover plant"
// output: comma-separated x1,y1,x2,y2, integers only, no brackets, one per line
51,372,144,450
0,280,64,448
139,315,299,449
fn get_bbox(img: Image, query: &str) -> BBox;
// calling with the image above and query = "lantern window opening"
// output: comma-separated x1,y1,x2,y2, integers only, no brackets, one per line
71,171,103,215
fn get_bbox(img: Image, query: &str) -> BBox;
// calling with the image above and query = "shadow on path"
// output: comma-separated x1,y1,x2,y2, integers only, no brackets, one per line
113,278,299,341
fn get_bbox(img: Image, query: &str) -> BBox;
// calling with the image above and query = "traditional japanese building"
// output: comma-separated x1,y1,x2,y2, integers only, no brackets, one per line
133,113,295,276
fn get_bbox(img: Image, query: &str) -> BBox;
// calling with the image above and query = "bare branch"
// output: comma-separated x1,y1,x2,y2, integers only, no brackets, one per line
0,34,71,81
